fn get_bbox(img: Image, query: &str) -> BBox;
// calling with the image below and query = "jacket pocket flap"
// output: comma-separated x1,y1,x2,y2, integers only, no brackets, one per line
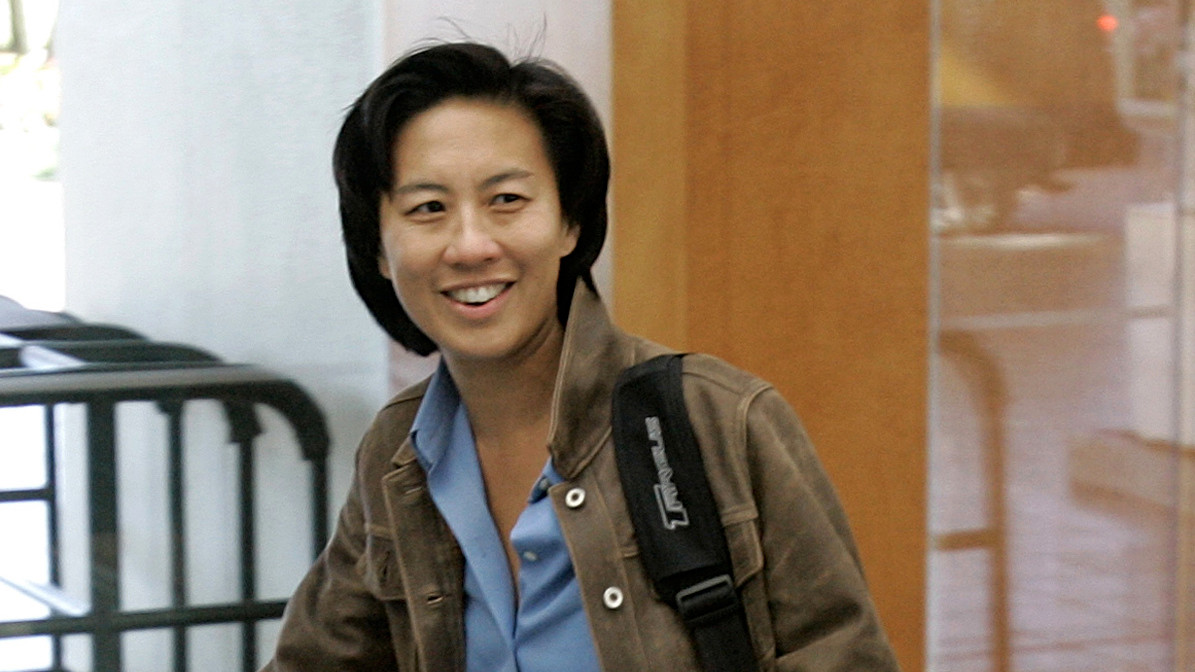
359,532,406,601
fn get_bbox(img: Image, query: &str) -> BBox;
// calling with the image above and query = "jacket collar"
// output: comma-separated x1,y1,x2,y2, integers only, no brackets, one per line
547,281,653,479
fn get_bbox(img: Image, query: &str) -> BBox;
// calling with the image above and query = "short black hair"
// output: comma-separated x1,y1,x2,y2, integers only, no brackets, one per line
333,42,609,356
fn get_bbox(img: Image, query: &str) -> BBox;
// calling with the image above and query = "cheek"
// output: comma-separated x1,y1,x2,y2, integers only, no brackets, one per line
378,231,429,280
526,230,575,275
385,263,427,322
377,243,422,309
384,253,422,295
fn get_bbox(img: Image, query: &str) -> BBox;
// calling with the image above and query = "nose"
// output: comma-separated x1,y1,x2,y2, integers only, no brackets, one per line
443,207,500,267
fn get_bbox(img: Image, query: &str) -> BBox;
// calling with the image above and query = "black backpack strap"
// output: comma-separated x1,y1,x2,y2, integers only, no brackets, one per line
612,354,758,672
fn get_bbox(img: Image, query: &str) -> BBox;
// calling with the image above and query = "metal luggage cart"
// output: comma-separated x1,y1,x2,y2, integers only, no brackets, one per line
0,297,329,672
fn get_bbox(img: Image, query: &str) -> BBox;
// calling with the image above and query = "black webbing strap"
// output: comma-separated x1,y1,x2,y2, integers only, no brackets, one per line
612,354,758,672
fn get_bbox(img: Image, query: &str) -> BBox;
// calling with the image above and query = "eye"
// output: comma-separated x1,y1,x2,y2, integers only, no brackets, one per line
406,200,446,217
491,193,525,208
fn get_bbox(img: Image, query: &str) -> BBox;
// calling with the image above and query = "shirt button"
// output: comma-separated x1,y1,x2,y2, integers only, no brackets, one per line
521,550,539,563
603,587,624,610
565,487,586,509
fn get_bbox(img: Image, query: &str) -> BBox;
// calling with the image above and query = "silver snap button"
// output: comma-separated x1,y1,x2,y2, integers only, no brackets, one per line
602,587,624,610
565,487,586,509
521,550,539,563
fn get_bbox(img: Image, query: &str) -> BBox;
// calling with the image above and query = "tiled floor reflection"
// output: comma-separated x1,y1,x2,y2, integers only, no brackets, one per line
930,124,1183,672
932,320,1179,672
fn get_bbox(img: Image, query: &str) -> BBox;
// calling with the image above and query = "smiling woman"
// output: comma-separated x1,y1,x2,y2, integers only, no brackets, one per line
262,41,899,672
376,99,578,370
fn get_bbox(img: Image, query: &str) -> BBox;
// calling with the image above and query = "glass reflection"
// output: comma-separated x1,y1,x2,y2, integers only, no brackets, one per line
931,1,1189,670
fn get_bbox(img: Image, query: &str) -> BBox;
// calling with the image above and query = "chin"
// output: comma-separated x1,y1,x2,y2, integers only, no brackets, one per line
438,336,515,363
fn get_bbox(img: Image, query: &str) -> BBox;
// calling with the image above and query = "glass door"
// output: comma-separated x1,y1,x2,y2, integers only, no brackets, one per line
930,0,1193,669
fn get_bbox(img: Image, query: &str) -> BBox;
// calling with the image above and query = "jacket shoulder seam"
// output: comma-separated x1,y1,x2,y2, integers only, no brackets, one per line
681,353,774,399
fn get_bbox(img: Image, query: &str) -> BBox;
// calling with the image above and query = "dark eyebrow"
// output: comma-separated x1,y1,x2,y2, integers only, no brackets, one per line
391,182,448,197
481,169,533,190
391,170,534,197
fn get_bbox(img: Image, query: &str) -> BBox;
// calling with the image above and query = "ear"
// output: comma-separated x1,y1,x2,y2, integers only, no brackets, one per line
377,254,392,280
560,222,580,258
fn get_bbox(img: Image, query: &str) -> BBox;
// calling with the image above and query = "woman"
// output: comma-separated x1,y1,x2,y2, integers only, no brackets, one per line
263,42,899,671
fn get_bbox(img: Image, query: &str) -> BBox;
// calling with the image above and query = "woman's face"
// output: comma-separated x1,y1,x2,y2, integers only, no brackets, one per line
377,98,579,367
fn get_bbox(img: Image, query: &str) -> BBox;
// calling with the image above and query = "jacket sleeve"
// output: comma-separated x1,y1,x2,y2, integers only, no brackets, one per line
259,441,399,671
745,387,901,672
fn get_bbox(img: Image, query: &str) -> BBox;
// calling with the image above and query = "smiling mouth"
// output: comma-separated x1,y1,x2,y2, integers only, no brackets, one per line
444,283,511,306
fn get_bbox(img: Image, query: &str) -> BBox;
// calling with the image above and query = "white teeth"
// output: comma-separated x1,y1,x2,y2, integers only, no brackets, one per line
448,283,506,305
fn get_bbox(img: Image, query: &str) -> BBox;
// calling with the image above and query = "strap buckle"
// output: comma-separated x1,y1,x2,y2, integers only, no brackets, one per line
674,574,738,623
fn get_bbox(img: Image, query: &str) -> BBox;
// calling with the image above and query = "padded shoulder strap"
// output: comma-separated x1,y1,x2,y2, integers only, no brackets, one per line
612,354,759,672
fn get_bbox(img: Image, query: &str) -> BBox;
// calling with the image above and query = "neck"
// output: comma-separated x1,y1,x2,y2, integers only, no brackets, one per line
444,327,565,452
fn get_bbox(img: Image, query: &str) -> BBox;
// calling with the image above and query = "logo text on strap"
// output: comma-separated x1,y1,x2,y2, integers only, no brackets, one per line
646,416,690,530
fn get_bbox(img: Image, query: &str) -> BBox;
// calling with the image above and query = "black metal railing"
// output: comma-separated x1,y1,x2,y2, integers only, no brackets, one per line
0,297,329,672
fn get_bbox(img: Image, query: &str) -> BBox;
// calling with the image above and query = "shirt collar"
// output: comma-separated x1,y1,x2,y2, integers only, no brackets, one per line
409,359,461,472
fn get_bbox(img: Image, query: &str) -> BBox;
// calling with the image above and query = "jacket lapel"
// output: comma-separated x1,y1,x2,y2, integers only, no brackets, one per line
381,439,467,672
548,283,655,479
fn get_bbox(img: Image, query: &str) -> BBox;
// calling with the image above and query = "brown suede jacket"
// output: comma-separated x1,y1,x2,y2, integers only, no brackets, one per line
262,283,900,671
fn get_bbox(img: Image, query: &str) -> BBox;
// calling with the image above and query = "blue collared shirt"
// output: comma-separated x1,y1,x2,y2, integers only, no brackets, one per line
409,363,601,672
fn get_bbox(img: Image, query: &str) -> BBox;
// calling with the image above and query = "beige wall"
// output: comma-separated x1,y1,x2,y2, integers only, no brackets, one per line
612,3,929,669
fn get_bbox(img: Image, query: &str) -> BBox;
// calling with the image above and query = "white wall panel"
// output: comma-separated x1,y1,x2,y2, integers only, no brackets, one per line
55,1,384,668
